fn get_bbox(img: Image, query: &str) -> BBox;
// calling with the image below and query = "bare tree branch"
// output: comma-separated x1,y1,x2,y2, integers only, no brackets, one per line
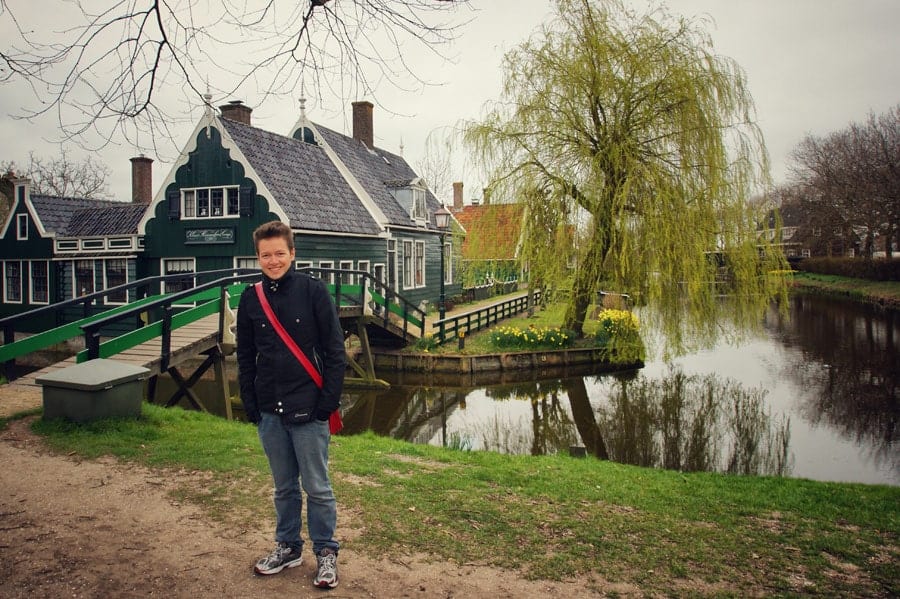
0,0,471,154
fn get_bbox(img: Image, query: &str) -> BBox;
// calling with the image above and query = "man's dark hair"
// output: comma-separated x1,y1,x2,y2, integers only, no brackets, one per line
253,220,294,252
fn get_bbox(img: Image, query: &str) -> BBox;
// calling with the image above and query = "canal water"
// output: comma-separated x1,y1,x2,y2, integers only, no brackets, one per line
154,292,897,486
339,293,898,486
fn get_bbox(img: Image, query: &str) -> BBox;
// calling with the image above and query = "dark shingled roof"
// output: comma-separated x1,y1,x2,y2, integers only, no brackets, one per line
29,195,142,236
67,204,146,236
220,118,382,235
315,125,444,228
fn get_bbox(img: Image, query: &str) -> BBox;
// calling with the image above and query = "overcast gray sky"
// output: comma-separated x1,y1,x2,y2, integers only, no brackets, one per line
1,0,898,204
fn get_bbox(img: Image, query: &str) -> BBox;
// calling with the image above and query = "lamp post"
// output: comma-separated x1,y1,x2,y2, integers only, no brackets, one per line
434,205,452,335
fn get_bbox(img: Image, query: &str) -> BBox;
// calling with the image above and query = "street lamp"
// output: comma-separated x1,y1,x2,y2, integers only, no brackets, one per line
434,205,452,330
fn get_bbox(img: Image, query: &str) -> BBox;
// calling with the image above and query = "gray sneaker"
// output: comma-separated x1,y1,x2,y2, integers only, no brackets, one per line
254,542,302,575
314,547,338,589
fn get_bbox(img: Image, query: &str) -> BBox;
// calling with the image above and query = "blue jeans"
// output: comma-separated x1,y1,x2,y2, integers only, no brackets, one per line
257,412,339,555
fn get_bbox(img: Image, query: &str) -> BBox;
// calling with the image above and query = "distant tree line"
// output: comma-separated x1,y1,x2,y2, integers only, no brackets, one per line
780,105,899,259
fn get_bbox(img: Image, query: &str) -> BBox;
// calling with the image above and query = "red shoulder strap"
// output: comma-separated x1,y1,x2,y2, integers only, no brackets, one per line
255,282,323,388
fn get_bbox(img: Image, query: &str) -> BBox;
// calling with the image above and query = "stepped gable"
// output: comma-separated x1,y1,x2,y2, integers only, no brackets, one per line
220,117,381,235
315,125,444,227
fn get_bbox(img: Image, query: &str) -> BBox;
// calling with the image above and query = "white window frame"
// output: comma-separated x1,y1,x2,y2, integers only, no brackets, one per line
296,260,313,272
81,238,105,250
235,256,259,271
801,249,811,258
339,260,354,285
56,239,79,252
357,260,370,287
443,240,453,284
181,186,241,220
108,238,133,249
411,187,427,222
414,240,425,288
162,258,196,295
4,261,23,304
29,260,49,305
16,214,28,240
318,260,335,284
402,240,413,290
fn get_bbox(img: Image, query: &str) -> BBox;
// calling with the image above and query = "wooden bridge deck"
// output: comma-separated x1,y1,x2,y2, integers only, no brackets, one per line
10,314,221,390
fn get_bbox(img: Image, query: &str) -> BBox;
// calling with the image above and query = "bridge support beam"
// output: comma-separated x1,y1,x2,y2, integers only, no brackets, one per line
155,345,233,419
345,318,389,388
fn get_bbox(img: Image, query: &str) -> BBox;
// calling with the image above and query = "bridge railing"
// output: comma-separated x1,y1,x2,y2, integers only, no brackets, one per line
432,290,542,344
304,267,426,339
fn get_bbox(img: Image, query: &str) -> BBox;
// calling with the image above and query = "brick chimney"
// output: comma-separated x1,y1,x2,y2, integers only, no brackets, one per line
352,101,374,149
452,181,463,211
219,100,252,125
130,155,153,204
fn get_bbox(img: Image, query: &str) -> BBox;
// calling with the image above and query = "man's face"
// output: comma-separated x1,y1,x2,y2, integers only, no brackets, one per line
257,236,295,280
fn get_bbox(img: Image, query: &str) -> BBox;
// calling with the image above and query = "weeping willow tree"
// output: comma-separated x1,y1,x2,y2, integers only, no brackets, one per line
464,0,787,354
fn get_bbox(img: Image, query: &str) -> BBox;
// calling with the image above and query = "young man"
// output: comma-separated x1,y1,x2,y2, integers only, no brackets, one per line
236,221,346,589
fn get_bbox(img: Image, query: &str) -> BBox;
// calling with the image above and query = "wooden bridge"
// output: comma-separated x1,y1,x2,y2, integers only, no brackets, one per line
0,267,537,421
0,267,428,417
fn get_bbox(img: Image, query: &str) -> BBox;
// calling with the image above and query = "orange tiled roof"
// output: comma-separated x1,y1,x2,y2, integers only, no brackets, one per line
453,203,523,260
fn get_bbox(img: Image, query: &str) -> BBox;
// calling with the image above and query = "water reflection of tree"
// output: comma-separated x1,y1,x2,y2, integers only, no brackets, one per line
597,368,792,476
767,294,899,472
481,381,578,455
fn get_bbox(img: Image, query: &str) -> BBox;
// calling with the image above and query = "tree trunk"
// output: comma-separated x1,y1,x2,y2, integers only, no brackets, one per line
564,216,610,336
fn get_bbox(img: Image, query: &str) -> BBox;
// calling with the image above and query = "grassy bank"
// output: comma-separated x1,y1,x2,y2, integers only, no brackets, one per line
8,405,898,597
791,271,900,309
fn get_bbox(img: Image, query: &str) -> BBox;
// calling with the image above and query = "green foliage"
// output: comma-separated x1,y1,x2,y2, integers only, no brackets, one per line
490,325,576,350
593,308,645,363
465,0,788,351
413,334,439,352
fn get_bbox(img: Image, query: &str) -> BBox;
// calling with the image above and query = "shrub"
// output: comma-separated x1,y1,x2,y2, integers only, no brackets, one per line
414,334,439,352
594,309,644,363
490,325,576,350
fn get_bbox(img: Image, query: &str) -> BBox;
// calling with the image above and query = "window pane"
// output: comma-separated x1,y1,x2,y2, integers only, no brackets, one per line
198,189,210,217
31,261,48,303
414,242,424,287
164,259,194,293
75,260,94,297
211,188,224,216
5,261,22,302
106,259,127,302
227,188,240,215
183,190,196,217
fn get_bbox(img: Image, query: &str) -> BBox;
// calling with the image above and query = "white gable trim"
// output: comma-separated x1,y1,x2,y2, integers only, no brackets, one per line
0,180,52,239
292,119,389,231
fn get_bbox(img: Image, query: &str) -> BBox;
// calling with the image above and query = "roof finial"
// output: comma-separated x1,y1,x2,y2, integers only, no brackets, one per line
203,82,214,138
399,136,404,156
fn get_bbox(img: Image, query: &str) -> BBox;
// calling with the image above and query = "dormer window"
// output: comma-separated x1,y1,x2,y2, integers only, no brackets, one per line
411,187,427,222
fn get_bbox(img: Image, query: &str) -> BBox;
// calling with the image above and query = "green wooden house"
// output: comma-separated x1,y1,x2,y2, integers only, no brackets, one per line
139,99,459,308
0,173,146,331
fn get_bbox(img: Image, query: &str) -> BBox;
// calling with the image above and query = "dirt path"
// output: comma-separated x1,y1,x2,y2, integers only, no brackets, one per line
0,418,611,598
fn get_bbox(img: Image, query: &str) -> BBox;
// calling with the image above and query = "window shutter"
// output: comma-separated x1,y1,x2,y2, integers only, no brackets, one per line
167,189,181,219
239,185,254,217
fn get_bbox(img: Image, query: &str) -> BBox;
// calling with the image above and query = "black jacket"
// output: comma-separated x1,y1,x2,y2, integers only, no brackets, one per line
236,268,346,423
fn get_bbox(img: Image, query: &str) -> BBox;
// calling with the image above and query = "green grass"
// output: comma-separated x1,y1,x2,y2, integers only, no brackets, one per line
791,271,900,308
22,404,900,596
